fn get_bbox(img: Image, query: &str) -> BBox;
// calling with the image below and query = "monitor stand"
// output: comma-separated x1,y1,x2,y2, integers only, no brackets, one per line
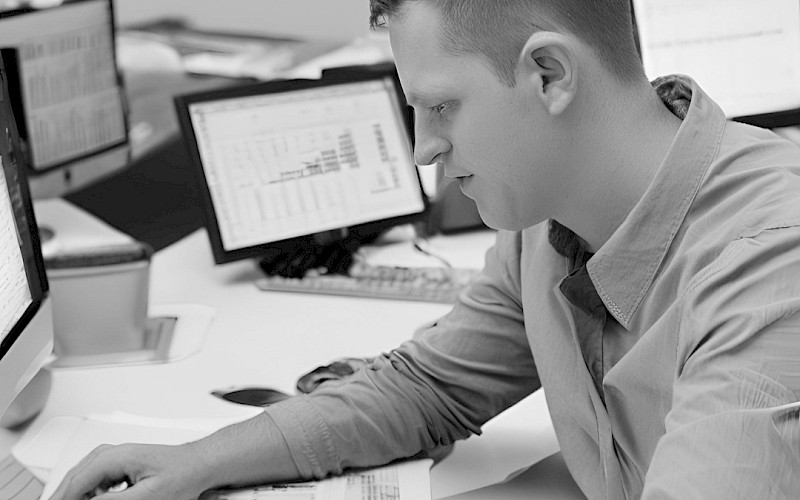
47,304,214,369
257,229,363,278
0,369,51,429
50,316,177,369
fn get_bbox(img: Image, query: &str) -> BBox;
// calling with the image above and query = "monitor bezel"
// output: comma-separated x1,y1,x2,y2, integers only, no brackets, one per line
0,0,130,179
175,67,430,265
0,52,49,362
733,109,800,130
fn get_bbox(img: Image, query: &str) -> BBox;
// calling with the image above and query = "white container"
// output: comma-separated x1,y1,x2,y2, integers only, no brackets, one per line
45,243,151,357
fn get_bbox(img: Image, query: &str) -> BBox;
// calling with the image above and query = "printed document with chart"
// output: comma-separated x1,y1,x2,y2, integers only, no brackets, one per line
199,459,432,500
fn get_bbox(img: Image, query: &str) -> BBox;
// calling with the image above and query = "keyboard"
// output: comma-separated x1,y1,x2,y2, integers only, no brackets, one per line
0,454,44,500
255,262,481,303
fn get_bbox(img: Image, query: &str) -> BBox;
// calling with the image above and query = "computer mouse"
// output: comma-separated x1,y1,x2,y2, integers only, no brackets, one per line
211,387,291,407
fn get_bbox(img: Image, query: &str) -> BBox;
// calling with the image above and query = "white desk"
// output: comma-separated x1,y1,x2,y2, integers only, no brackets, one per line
2,200,585,500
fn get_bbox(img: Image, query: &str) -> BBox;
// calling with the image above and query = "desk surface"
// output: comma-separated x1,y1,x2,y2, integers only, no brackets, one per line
3,200,585,500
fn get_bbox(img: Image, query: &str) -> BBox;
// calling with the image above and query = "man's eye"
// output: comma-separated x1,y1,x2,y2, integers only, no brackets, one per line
431,102,451,115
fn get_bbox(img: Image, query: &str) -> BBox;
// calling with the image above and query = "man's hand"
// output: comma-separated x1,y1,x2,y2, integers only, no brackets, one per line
49,442,210,500
47,413,302,500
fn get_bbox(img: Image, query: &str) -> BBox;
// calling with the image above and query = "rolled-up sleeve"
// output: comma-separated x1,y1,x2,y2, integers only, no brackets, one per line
643,226,800,499
266,230,541,479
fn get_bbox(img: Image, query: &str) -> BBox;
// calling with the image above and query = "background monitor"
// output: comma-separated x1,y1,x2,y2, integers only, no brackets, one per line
175,68,428,265
632,0,800,128
0,0,130,201
0,50,53,424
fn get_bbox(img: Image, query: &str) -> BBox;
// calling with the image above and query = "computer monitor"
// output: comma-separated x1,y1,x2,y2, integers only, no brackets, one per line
0,0,130,201
175,68,428,266
632,0,800,128
0,51,54,424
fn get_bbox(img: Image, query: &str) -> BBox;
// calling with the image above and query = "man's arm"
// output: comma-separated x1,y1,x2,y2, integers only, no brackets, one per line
642,227,800,499
266,229,541,477
50,228,542,498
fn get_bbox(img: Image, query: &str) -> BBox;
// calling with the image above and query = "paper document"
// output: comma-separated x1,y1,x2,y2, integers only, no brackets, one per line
200,459,432,500
633,0,800,118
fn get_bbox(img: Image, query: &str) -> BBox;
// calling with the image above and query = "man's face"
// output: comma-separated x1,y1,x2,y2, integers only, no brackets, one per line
389,3,562,231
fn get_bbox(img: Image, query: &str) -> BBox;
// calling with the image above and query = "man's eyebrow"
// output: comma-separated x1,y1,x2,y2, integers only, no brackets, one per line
404,90,447,108
402,80,454,108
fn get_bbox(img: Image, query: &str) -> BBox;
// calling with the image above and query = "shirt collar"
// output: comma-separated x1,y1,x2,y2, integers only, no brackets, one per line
584,75,727,328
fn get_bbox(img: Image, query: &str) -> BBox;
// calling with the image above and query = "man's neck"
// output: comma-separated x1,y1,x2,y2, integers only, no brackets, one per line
557,81,683,253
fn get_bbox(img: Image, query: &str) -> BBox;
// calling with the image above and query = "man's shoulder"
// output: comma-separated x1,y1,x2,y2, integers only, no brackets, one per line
692,123,800,240
720,120,800,165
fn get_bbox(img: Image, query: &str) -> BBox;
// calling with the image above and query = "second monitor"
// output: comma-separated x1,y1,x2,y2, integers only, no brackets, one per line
175,68,428,267
0,0,130,200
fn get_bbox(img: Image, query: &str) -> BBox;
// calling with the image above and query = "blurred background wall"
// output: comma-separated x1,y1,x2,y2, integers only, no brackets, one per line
114,0,371,40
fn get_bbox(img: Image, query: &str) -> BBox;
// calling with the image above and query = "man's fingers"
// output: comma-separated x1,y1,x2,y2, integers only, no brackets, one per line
48,445,130,500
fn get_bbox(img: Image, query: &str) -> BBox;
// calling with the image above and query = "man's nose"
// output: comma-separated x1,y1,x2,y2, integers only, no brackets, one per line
413,118,451,166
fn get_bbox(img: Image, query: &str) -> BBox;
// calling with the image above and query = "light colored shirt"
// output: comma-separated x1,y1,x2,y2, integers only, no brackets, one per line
266,76,800,499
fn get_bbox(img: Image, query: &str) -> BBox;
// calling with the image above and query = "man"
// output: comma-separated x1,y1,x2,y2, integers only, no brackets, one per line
52,1,800,499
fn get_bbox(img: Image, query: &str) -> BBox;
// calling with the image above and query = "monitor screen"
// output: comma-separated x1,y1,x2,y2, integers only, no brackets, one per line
0,49,52,421
0,0,129,199
176,70,427,264
632,0,800,127
0,158,37,355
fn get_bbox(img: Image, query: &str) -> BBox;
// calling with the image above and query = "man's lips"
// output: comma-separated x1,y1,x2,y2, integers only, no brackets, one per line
456,175,474,195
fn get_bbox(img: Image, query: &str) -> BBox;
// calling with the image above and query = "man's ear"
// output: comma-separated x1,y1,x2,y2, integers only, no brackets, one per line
517,32,577,116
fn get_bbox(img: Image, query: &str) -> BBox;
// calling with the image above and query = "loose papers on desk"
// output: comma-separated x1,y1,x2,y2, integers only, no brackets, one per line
200,459,432,500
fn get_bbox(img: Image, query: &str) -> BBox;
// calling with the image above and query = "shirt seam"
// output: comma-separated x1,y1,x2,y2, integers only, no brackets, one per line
676,222,800,372
675,243,745,374
737,218,800,240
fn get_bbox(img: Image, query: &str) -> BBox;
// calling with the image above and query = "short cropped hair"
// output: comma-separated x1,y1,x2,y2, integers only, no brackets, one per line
370,0,645,86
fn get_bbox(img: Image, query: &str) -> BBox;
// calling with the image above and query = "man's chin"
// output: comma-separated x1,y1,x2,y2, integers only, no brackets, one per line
476,208,544,232
474,209,508,231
